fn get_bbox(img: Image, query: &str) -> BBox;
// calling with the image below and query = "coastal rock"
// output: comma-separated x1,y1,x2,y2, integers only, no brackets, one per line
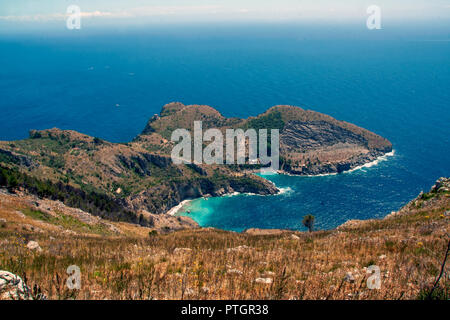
431,177,450,193
125,174,278,215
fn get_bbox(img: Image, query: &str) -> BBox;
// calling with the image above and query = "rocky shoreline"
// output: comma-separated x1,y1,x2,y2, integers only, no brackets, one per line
163,149,395,219
278,148,393,176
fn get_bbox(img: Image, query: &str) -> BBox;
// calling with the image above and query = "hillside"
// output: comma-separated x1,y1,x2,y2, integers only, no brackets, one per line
0,178,448,300
0,102,391,228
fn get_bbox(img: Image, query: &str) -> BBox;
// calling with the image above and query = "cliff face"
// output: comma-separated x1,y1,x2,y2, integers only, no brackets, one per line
278,120,386,175
280,120,368,152
123,174,277,214
0,102,392,225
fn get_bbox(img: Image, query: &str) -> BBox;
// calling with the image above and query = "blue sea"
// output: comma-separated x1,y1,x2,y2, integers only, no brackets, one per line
1,23,449,231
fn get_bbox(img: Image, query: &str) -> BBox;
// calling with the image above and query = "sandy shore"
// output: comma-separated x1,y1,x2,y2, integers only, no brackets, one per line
166,200,192,216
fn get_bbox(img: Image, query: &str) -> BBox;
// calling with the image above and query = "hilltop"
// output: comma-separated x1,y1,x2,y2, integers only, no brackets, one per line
0,103,392,229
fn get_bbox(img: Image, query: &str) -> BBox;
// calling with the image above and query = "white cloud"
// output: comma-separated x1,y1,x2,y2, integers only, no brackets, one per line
0,11,128,22
1,2,448,23
0,6,228,22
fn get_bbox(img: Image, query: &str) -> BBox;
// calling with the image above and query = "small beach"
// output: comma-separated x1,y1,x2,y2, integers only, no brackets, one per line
167,200,192,216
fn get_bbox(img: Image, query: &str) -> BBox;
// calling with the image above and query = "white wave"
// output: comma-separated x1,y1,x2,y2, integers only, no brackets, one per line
223,192,240,197
303,172,338,177
346,150,395,173
277,186,293,195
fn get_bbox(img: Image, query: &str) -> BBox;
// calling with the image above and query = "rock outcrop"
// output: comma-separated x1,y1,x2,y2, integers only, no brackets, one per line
0,271,32,300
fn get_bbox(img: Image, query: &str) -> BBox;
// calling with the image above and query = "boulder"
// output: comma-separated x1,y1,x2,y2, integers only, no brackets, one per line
343,272,355,283
26,241,42,252
0,271,32,300
255,278,273,284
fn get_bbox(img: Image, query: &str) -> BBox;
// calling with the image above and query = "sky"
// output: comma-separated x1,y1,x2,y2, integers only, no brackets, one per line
1,0,449,25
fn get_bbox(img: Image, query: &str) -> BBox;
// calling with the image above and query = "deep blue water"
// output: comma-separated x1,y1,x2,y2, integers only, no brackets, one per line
1,24,449,231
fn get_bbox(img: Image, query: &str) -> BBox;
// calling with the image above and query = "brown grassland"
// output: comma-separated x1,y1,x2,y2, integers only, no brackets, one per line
0,184,449,300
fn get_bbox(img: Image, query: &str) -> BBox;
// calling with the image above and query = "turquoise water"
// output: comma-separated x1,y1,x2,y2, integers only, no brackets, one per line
1,24,449,231
176,154,407,232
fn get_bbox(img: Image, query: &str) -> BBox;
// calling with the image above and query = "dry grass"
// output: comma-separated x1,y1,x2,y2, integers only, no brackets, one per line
0,191,448,300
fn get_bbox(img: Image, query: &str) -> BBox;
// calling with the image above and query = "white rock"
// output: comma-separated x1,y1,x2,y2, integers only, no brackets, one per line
15,211,26,218
227,269,243,275
255,278,273,284
26,241,42,252
290,234,300,240
201,286,210,293
226,245,250,252
64,230,77,236
0,271,32,300
344,272,355,283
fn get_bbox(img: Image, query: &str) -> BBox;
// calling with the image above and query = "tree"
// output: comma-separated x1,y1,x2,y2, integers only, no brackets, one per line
302,214,315,232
